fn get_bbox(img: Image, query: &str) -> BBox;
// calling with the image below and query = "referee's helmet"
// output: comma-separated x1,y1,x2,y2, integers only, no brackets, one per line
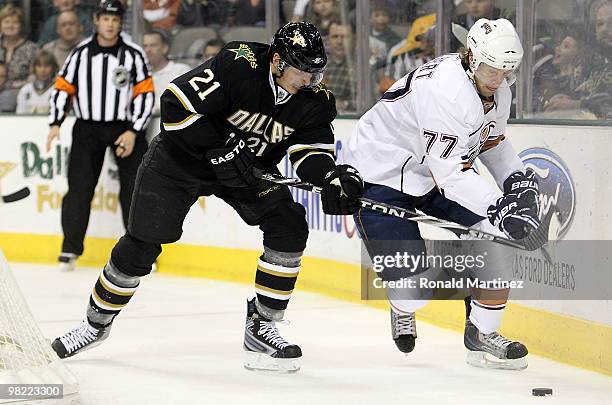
95,0,125,17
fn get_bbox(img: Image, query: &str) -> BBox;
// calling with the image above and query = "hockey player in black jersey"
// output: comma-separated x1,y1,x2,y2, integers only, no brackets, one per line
51,22,363,373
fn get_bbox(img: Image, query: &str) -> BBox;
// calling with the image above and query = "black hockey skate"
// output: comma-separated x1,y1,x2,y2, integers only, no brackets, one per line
52,320,111,358
243,298,301,373
390,308,416,354
463,296,528,370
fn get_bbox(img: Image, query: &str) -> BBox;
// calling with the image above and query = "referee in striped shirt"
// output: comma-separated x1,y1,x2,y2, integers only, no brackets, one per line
46,0,154,271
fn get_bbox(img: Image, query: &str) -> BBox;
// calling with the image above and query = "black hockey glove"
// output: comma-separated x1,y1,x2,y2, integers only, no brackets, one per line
487,194,540,240
503,169,539,212
205,137,258,187
321,165,364,215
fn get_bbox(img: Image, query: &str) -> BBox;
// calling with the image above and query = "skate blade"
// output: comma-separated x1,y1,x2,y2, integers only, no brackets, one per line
243,351,300,374
466,350,528,371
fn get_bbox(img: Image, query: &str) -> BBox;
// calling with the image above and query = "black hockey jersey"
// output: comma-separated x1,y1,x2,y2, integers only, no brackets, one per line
159,41,337,183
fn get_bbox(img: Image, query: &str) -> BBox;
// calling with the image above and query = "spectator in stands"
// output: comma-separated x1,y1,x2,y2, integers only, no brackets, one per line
143,29,190,114
76,0,98,14
0,4,38,93
368,0,399,76
378,13,435,92
228,0,265,26
394,0,436,24
38,0,93,45
0,62,16,111
545,0,612,119
16,50,58,114
291,0,310,21
177,0,230,27
369,34,387,71
453,0,501,30
451,0,508,51
415,25,436,61
305,0,338,38
144,0,180,32
42,10,84,68
370,0,401,52
22,0,47,41
291,0,357,27
324,21,355,113
119,0,133,34
201,37,225,62
534,33,586,112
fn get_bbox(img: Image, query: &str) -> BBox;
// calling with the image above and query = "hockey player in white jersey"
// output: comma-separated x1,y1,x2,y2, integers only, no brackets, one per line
342,19,539,370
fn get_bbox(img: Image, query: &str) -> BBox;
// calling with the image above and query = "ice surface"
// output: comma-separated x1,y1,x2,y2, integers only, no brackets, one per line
8,263,612,405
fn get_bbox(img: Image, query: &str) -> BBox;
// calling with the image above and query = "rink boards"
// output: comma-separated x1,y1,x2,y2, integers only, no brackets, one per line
0,115,610,375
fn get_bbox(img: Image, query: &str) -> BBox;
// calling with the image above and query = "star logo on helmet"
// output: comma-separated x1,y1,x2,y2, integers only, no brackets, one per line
228,44,258,69
289,31,307,47
313,57,324,64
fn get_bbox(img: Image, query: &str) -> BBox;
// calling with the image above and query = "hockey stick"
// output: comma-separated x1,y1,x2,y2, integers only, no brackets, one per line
1,187,30,203
254,169,553,252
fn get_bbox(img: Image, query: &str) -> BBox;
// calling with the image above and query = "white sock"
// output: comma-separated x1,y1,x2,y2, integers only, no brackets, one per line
469,300,505,334
386,277,432,313
389,299,429,314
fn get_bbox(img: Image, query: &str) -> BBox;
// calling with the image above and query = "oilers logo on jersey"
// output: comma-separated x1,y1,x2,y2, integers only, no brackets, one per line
462,121,497,169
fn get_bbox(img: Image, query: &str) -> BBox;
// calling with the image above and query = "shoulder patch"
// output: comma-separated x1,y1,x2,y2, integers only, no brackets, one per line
227,43,258,69
312,83,333,100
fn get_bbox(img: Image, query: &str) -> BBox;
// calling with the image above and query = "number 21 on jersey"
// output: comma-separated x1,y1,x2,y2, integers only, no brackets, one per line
188,69,220,100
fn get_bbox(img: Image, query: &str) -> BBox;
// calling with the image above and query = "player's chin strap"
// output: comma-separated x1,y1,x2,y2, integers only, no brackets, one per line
253,168,557,254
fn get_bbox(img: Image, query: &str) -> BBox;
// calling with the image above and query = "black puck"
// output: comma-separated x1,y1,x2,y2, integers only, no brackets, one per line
532,388,553,396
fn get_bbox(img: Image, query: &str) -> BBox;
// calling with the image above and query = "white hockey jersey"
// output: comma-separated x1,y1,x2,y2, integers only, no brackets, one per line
341,54,524,217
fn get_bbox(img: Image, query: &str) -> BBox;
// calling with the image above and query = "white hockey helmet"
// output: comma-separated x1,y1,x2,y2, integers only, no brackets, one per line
466,18,523,85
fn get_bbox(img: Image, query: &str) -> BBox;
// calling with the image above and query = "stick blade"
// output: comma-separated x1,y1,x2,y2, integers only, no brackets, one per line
1,187,30,203
519,207,562,251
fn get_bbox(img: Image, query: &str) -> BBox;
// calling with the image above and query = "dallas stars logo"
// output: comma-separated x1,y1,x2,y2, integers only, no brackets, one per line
228,44,258,69
312,83,332,100
289,31,307,47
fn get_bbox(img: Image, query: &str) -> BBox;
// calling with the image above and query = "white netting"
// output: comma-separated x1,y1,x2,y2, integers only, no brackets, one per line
0,250,78,401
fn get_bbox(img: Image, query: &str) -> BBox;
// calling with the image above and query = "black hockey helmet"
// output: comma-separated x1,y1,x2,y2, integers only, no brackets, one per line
95,0,124,17
269,22,327,74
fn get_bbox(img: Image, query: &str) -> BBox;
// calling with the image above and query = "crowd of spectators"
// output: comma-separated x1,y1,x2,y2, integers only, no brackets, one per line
0,0,95,113
144,0,266,30
299,0,610,119
0,0,608,120
287,0,611,119
0,0,247,114
0,4,38,111
533,0,612,120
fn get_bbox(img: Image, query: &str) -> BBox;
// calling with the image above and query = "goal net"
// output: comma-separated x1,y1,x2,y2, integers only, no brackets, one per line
0,250,78,403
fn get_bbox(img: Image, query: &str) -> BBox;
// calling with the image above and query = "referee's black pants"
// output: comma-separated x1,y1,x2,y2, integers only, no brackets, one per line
61,120,148,256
